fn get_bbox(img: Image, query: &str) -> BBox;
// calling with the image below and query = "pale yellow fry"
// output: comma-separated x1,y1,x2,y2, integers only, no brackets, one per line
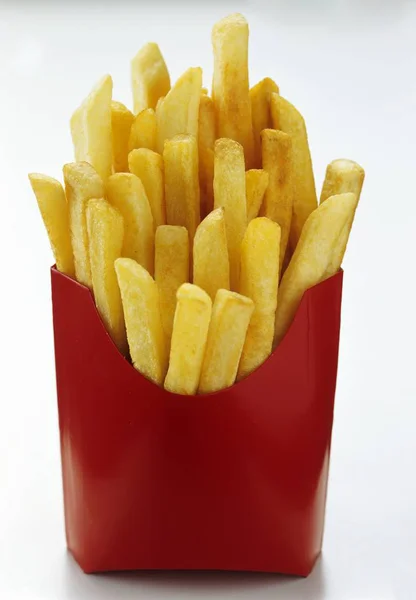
198,95,216,218
198,94,216,150
111,101,134,173
274,193,356,345
270,93,317,248
86,199,127,354
128,108,157,152
163,134,200,242
213,138,246,290
131,42,170,114
199,289,254,394
115,258,167,385
193,207,230,301
212,13,254,168
246,169,269,222
320,159,365,204
70,75,113,181
164,283,212,395
128,148,166,228
238,217,281,380
63,162,104,288
155,225,189,340
260,129,293,271
250,77,279,168
156,67,202,153
106,173,154,275
29,173,74,277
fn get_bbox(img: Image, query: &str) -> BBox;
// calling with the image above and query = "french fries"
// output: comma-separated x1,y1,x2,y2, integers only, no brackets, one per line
106,173,154,275
212,13,254,168
63,162,104,288
193,207,230,301
270,93,317,249
111,101,134,173
199,289,254,394
246,169,269,222
198,95,216,217
274,193,356,345
238,217,281,380
164,284,212,395
115,258,168,385
128,108,157,153
131,42,170,114
128,148,166,228
70,75,113,182
29,174,74,277
86,199,127,354
213,138,246,290
250,77,279,168
320,159,365,205
155,225,189,340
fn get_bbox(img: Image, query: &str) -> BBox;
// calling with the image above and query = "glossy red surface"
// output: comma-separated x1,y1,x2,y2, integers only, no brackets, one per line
51,267,343,576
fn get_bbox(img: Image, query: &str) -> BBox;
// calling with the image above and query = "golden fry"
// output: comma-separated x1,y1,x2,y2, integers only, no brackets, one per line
111,101,134,173
164,283,212,395
128,108,157,152
131,42,170,114
198,95,216,217
250,77,279,168
29,173,74,276
106,173,154,275
115,258,168,384
246,169,269,222
128,148,166,228
199,289,254,394
198,94,216,151
320,159,365,204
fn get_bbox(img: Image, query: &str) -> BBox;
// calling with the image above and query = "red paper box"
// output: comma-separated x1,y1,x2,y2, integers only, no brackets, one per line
51,266,343,576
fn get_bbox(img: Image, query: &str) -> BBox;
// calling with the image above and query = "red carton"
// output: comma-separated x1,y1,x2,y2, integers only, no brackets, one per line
51,266,343,576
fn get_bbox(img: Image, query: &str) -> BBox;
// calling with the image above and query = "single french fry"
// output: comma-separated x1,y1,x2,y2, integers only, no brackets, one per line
274,193,356,345
193,207,230,301
163,134,200,242
260,129,293,270
198,95,216,217
250,77,279,168
29,174,74,277
238,217,280,380
131,42,170,114
246,169,269,222
155,225,189,340
270,93,317,248
198,94,216,151
156,67,202,153
115,258,168,385
164,283,212,395
106,173,154,275
111,101,134,173
70,75,113,181
128,148,166,228
86,199,127,354
128,108,157,152
320,159,365,204
213,138,246,290
199,289,254,394
212,13,254,167
63,162,104,288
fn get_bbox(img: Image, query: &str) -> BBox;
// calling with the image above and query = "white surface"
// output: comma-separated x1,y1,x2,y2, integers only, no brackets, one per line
1,0,416,598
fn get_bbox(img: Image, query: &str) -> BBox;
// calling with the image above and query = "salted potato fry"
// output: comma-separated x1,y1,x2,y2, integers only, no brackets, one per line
163,134,200,242
156,67,202,153
70,75,113,181
198,94,216,151
238,217,280,380
261,129,293,270
128,148,166,228
198,95,216,217
155,225,189,340
29,174,74,277
63,162,104,288
164,283,212,395
107,173,154,275
250,77,279,168
199,289,254,394
131,42,170,114
115,258,168,384
274,193,356,345
246,169,269,222
111,101,134,173
320,159,365,204
193,207,229,300
128,108,157,153
213,138,246,290
86,199,127,354
212,13,254,167
270,93,317,248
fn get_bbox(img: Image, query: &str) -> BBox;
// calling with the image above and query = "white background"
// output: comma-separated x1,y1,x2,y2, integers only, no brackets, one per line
1,0,416,598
